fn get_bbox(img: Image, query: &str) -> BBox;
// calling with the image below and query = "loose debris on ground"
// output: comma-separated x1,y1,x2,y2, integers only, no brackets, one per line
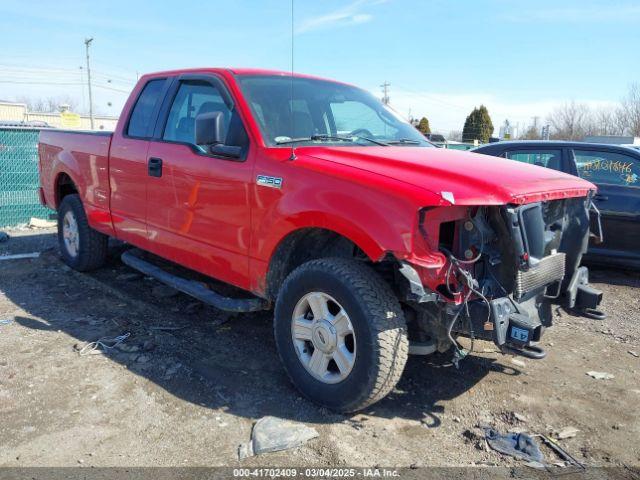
77,332,131,356
586,371,615,380
483,428,543,463
27,217,56,229
555,426,579,440
239,417,319,459
0,252,40,261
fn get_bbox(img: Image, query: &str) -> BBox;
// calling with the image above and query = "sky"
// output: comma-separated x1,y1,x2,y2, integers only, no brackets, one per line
1,0,639,134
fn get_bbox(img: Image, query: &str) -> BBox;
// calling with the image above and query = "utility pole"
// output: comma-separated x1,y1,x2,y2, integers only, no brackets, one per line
380,81,390,105
531,116,540,129
84,37,95,130
541,124,550,140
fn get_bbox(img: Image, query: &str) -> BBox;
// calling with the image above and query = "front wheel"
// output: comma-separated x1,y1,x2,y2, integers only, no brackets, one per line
57,194,108,271
274,258,408,412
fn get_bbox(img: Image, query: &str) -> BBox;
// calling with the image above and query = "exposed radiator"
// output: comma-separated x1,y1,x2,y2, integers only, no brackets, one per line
515,252,566,298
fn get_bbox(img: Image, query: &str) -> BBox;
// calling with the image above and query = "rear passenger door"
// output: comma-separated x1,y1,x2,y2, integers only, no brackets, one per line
109,77,168,246
570,148,640,262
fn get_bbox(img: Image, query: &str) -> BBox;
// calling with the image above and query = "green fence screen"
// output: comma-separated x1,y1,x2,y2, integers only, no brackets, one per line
0,127,52,227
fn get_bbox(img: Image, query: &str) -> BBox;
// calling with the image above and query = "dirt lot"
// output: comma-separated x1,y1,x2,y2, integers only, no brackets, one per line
0,227,639,470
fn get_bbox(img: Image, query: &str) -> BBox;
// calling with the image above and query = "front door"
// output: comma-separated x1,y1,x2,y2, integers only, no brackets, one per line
145,75,254,289
571,148,640,264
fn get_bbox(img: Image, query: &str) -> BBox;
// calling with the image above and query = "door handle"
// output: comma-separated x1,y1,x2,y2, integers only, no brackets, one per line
593,193,608,201
148,157,163,177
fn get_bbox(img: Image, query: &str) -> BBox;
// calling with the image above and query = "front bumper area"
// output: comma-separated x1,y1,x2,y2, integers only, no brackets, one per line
399,198,605,361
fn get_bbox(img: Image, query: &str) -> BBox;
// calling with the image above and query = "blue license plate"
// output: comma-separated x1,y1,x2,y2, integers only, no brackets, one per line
510,327,529,342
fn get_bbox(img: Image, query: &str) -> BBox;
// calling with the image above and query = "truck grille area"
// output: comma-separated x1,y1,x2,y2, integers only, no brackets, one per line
515,252,566,299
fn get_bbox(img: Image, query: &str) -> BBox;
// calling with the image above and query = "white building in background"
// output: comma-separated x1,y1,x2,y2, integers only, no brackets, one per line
0,101,118,131
584,135,640,145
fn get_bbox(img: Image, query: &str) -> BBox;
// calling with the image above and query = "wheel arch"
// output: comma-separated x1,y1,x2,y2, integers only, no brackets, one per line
265,226,380,300
54,171,79,208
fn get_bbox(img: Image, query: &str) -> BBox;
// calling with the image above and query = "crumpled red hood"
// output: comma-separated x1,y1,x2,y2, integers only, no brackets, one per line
299,146,596,205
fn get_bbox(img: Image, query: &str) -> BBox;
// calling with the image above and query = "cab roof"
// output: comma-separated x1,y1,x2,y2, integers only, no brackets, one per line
140,67,353,86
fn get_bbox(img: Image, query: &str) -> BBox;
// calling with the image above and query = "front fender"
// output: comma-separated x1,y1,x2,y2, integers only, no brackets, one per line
253,182,424,264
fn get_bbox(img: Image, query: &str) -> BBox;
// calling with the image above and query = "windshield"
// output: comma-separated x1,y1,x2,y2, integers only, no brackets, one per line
236,75,433,148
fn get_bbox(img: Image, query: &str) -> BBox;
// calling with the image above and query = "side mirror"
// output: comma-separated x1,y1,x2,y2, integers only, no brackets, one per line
209,144,243,159
195,111,224,146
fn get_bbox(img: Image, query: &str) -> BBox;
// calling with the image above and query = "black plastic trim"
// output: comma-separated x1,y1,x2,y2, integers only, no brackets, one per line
121,249,268,312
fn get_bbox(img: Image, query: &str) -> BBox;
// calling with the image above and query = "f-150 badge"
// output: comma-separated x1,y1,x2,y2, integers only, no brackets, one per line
257,175,283,189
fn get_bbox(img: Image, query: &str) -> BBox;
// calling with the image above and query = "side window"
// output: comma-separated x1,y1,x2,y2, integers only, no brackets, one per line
505,149,562,170
573,149,639,187
163,81,232,145
127,79,165,138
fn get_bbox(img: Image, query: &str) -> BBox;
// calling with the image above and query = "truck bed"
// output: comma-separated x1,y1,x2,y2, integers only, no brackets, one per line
38,129,113,233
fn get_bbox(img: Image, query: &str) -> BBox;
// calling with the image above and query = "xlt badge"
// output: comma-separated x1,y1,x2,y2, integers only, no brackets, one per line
257,175,283,189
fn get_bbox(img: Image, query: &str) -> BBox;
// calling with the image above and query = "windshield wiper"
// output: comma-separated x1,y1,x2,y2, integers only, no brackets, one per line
276,134,388,146
386,138,422,145
354,135,389,146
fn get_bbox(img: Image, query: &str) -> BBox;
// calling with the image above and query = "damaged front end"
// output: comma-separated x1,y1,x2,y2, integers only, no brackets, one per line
399,196,604,362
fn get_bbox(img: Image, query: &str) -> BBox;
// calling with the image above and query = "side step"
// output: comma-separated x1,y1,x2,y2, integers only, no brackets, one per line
121,249,269,313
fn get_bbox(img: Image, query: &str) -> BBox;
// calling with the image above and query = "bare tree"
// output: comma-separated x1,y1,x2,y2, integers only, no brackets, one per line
591,107,617,135
614,106,630,135
15,95,80,113
546,101,593,140
619,83,640,136
520,124,540,140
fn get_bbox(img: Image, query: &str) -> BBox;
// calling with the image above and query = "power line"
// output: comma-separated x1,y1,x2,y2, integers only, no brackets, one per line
0,80,84,86
0,65,136,86
92,84,131,94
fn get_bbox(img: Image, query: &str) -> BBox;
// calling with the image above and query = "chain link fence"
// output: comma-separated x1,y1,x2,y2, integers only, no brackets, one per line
0,127,52,228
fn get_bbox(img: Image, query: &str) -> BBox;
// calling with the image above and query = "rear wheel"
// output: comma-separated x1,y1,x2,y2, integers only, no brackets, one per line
274,258,408,412
57,194,108,271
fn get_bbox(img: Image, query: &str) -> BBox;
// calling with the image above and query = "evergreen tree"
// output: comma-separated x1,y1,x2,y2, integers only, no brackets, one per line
417,116,431,135
462,105,494,143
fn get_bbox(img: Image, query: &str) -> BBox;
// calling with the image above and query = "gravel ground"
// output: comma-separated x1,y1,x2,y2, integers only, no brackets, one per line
0,227,638,471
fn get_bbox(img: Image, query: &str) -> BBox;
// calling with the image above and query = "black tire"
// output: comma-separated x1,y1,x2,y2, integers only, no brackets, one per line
57,194,108,271
274,258,408,412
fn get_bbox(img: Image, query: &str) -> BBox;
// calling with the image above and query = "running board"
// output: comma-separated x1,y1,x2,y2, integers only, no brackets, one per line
120,249,269,313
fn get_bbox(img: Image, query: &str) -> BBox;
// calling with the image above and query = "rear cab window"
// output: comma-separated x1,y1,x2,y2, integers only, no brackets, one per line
573,149,639,187
505,149,563,171
126,79,166,138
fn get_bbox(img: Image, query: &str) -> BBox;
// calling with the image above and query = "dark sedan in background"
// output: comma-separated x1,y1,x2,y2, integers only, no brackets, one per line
473,141,640,268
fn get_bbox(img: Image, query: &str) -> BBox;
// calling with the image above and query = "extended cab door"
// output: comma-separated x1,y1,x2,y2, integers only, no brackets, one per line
144,74,254,289
569,148,640,264
109,77,169,246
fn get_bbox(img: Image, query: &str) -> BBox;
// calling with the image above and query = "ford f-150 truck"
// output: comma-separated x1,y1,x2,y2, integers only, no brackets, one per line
39,68,604,412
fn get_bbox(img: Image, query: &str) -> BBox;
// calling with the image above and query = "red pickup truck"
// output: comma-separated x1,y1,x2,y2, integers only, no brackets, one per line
39,68,604,412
